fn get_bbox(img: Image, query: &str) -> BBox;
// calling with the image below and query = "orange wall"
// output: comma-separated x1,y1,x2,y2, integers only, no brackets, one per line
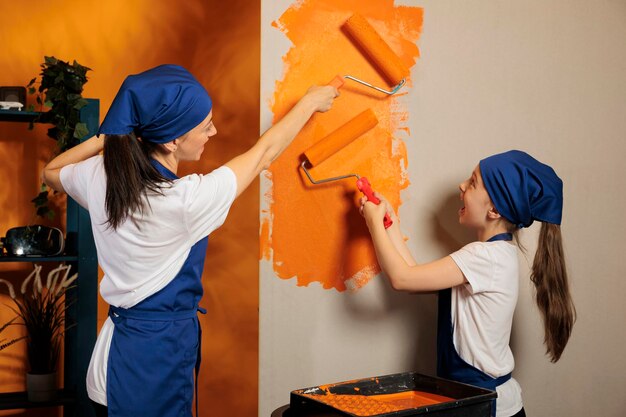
261,0,422,292
0,1,259,416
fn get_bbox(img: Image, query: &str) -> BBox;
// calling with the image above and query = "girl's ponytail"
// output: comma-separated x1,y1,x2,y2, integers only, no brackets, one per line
103,133,171,230
530,222,576,362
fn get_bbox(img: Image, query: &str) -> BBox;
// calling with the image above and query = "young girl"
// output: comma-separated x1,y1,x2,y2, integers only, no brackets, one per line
360,150,576,417
42,64,338,417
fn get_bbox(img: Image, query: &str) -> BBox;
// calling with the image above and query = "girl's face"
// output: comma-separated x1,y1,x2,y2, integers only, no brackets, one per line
177,110,217,161
458,165,495,230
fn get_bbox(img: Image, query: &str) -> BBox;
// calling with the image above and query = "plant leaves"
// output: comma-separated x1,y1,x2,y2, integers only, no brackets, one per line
73,98,88,110
45,208,56,221
31,191,49,206
29,55,90,216
73,122,89,139
9,265,76,371
0,336,26,352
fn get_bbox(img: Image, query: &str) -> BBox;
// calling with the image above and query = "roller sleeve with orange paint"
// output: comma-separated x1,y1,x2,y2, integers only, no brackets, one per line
301,108,393,228
343,13,410,87
303,108,378,167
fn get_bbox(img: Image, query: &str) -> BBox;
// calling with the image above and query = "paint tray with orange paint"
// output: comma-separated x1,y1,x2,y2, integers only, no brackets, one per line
288,372,496,417
300,108,393,229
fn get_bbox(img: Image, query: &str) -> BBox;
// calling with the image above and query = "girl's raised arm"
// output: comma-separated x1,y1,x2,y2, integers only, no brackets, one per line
362,193,466,292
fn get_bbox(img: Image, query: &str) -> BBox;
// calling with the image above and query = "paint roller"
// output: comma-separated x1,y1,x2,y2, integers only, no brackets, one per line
331,13,410,95
300,108,393,228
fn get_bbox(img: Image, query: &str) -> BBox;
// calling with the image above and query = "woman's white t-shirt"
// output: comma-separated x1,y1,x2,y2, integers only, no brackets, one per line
449,240,524,417
59,155,237,405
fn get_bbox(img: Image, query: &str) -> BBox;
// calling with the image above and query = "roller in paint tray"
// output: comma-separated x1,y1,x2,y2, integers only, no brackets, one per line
330,13,411,95
300,108,393,228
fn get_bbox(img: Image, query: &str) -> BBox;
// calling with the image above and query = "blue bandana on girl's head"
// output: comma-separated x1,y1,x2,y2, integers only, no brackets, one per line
479,150,563,228
97,64,212,144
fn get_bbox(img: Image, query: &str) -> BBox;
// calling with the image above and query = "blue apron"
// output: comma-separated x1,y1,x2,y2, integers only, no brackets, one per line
106,160,207,417
437,233,513,417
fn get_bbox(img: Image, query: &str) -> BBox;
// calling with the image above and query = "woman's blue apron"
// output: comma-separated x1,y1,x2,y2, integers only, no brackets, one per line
106,160,206,417
437,233,513,417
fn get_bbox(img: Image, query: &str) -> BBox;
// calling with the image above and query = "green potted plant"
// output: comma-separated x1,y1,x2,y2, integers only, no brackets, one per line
1,264,77,401
27,56,91,219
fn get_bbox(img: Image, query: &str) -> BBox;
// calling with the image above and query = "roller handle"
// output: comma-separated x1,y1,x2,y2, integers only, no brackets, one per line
328,75,345,89
356,177,393,229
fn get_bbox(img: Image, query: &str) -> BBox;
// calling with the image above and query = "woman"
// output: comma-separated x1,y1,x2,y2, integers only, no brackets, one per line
42,64,338,416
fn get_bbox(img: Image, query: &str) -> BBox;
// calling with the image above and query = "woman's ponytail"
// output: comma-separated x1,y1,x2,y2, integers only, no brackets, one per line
530,222,576,362
103,133,171,229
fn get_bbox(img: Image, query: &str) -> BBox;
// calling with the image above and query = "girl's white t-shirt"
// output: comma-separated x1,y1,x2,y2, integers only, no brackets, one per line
59,155,237,405
449,240,524,417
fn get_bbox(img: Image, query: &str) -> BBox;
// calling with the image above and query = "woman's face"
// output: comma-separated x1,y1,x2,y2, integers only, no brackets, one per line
458,165,494,230
177,110,217,161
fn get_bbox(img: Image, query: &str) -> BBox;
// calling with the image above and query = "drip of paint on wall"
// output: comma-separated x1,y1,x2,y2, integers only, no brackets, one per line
261,0,423,291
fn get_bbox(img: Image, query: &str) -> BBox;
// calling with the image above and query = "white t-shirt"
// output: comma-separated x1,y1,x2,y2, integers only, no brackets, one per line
449,240,524,417
59,155,237,405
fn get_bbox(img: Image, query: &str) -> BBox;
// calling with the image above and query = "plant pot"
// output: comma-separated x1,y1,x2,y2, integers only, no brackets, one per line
26,372,58,402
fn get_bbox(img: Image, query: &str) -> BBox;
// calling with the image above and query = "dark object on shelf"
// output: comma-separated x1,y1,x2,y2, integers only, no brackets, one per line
0,86,26,106
288,372,496,417
2,225,64,257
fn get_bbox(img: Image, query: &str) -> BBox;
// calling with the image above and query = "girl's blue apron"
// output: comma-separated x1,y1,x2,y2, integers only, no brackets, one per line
437,233,513,417
106,160,206,417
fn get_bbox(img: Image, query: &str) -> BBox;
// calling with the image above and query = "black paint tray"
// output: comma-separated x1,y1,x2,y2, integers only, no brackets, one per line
288,372,496,417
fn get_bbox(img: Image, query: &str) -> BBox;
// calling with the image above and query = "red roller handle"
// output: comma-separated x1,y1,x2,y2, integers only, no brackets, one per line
356,177,393,228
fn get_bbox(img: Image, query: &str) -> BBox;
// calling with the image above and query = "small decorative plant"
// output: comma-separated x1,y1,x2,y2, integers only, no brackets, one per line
0,264,77,374
26,56,91,219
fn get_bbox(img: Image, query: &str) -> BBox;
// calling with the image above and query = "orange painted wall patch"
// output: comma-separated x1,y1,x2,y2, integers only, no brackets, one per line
262,0,423,291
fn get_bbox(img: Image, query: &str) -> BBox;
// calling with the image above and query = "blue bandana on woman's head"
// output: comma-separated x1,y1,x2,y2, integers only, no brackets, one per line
479,150,563,228
98,64,212,144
